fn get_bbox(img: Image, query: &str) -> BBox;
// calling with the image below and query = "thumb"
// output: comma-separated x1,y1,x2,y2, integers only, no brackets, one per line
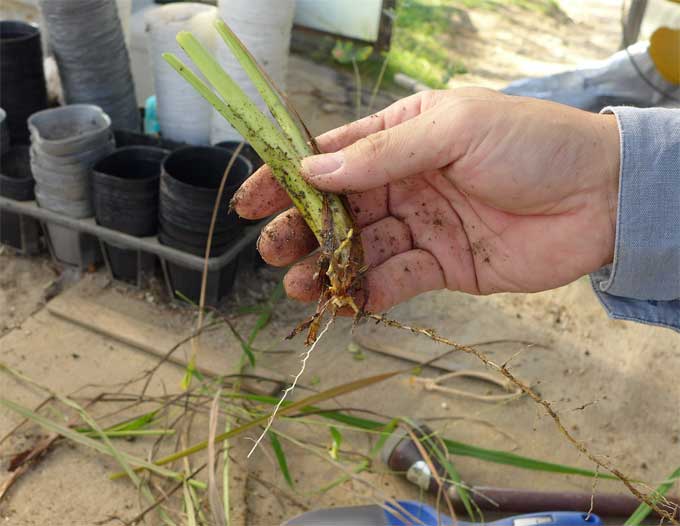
301,110,458,193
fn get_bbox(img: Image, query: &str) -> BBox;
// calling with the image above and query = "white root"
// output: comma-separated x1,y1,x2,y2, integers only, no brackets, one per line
247,318,334,457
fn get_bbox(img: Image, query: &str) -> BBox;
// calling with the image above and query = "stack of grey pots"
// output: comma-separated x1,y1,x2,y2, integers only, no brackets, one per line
28,104,114,265
39,0,139,131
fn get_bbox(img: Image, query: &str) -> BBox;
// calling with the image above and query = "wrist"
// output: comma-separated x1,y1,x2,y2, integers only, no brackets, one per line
596,113,621,266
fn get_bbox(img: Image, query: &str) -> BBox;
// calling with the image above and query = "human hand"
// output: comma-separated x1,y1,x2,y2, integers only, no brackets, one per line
233,88,620,312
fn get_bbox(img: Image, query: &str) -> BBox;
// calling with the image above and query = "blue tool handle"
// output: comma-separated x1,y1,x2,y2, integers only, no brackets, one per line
484,511,603,526
385,501,603,526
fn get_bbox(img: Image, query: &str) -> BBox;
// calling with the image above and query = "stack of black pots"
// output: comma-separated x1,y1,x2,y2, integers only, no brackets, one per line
0,21,48,145
214,140,266,268
159,146,252,305
92,146,168,283
0,146,40,253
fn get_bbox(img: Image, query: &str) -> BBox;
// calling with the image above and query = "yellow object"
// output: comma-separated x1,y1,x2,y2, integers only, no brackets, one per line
649,27,680,84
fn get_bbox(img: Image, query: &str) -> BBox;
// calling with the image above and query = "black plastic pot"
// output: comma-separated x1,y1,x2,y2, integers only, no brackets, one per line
159,146,251,234
114,129,185,152
0,21,48,145
158,220,238,248
102,243,156,285
214,141,264,171
0,108,9,156
158,230,238,306
158,146,253,304
93,146,166,235
0,146,33,200
0,146,40,252
92,146,167,282
213,140,261,239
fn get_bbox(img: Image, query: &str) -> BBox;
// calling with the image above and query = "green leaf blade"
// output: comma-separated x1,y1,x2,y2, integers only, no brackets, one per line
269,430,295,488
624,467,680,525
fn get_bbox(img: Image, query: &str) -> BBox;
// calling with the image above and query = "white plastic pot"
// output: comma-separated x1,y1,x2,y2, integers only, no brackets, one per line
145,3,217,145
210,0,295,143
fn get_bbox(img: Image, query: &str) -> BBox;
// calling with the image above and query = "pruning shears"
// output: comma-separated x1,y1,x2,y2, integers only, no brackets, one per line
282,500,603,525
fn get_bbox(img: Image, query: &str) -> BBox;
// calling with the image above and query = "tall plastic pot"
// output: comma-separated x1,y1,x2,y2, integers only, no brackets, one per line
39,0,139,131
158,230,238,306
0,146,40,252
0,21,49,144
159,146,251,236
92,146,167,282
145,3,217,144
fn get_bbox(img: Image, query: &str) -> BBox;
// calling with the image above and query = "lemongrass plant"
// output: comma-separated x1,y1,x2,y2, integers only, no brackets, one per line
164,21,364,343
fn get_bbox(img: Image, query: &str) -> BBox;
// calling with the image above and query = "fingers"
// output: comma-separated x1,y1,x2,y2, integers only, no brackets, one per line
231,166,291,219
283,256,321,302
232,91,437,219
283,249,446,313
360,217,412,267
257,208,318,266
314,91,434,152
302,108,461,194
345,187,389,227
258,210,411,268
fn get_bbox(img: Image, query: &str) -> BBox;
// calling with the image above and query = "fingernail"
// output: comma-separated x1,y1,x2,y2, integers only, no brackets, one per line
301,151,343,178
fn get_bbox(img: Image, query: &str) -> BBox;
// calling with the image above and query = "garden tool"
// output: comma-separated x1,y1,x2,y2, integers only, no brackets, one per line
382,423,679,518
281,502,602,525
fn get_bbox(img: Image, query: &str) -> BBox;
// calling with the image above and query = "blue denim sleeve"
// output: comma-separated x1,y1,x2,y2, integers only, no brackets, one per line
590,106,680,331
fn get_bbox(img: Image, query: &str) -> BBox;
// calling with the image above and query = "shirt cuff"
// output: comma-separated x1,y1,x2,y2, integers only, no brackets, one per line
590,106,680,329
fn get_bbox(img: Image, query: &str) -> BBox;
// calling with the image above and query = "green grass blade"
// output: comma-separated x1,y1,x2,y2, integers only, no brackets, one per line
81,429,175,438
76,410,159,434
0,398,184,482
247,281,284,347
222,318,256,367
213,19,311,157
110,370,401,479
329,426,343,460
442,438,616,480
624,466,680,525
182,481,198,526
221,392,616,480
269,430,294,488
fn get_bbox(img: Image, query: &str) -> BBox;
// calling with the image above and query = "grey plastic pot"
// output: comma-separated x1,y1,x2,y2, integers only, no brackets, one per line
28,104,112,156
35,185,95,265
43,222,99,266
30,153,90,176
38,0,139,131
30,138,114,168
31,165,91,202
35,187,93,218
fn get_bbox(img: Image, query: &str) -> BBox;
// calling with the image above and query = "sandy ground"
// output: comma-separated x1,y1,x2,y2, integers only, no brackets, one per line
2,1,679,525
445,0,623,89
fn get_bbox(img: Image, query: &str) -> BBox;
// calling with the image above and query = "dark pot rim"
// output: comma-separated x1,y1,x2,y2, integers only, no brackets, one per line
93,146,168,186
214,140,263,170
161,146,252,193
0,20,40,45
